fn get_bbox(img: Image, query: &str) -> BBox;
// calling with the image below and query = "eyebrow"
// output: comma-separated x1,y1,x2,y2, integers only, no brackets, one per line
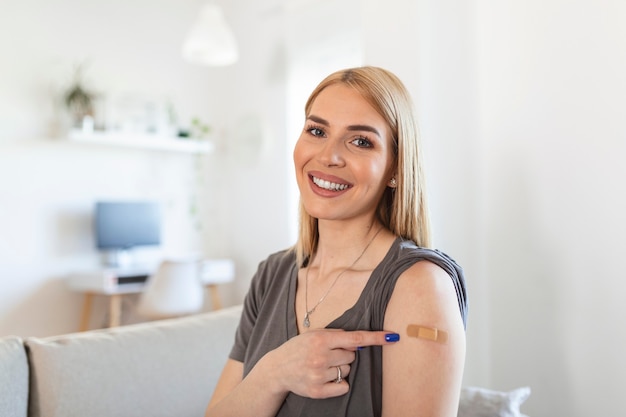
307,114,382,138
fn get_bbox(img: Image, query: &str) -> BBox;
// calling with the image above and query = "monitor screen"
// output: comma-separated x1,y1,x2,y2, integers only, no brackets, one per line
94,201,161,250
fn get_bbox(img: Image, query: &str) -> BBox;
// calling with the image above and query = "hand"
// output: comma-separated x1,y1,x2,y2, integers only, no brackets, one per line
263,329,399,399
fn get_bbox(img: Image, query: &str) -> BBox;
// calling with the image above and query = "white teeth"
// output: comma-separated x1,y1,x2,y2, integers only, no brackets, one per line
312,176,349,191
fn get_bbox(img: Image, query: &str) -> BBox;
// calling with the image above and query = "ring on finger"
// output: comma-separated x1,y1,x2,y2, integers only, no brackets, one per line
334,366,343,383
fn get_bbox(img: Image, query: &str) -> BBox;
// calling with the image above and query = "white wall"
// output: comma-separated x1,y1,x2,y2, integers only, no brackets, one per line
397,0,625,415
206,0,295,301
477,1,626,415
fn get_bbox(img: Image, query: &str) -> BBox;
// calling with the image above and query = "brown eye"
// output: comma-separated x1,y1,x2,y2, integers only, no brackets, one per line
351,137,373,148
307,126,325,137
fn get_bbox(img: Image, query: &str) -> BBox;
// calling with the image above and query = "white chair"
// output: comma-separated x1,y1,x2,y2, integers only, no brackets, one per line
137,259,204,319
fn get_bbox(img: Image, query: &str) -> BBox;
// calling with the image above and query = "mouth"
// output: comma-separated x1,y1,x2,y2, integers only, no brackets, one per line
310,175,351,192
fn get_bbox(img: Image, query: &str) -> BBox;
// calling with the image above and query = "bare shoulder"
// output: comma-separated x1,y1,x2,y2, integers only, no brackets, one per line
386,260,461,323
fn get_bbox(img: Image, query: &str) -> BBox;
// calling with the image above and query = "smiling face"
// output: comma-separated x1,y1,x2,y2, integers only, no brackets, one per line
293,84,396,224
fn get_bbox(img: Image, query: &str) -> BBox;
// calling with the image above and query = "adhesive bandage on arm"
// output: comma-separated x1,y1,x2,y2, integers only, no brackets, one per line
406,325,448,344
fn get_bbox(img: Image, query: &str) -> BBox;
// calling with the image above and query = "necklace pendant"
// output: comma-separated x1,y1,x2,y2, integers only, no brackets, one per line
303,313,310,328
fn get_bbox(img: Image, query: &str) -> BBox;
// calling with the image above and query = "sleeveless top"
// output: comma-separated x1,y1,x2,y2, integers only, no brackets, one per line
229,237,468,417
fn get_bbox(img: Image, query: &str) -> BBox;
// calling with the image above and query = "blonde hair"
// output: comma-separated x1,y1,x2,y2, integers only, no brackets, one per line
295,66,431,266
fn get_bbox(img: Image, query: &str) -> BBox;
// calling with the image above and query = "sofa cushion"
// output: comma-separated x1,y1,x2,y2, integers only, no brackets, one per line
458,386,531,417
26,305,242,417
0,336,29,417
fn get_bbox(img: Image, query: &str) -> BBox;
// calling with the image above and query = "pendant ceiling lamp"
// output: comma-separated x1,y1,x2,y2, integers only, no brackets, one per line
182,3,239,66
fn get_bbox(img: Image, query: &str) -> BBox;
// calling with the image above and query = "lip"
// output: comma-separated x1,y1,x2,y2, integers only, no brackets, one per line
307,170,352,197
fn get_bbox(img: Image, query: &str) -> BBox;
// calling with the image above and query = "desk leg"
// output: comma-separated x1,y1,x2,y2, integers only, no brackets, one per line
79,293,94,331
207,284,222,310
109,294,122,328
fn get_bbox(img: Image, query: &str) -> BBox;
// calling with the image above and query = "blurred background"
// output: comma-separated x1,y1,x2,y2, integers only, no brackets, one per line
1,0,624,415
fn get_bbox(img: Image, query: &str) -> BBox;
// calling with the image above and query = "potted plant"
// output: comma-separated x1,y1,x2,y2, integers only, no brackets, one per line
64,63,95,129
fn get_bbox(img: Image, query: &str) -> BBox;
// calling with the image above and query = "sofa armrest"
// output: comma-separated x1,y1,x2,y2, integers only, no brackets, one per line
0,336,29,417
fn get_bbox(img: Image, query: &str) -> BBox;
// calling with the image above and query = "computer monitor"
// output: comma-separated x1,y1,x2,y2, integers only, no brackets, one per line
94,200,162,267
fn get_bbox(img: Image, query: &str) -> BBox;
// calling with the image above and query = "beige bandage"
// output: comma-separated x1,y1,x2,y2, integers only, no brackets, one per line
406,325,448,344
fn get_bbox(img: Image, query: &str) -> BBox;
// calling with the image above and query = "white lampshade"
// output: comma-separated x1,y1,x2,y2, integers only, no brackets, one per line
182,3,239,66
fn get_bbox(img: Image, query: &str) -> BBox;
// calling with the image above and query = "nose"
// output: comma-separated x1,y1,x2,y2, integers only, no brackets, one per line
317,138,344,167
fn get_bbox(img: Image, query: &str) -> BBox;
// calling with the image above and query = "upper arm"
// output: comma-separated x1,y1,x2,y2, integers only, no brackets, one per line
206,359,244,415
382,261,466,417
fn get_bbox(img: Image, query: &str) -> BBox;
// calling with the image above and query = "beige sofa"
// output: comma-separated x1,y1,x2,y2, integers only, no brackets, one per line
0,305,241,417
0,305,530,417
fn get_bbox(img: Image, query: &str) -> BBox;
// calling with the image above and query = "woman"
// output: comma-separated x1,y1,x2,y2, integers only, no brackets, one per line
206,66,468,417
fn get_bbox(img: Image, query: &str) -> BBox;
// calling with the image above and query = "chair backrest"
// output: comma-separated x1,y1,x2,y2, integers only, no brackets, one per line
137,259,204,319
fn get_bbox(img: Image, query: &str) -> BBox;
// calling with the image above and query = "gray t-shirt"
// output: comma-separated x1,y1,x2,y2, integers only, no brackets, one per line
230,237,468,417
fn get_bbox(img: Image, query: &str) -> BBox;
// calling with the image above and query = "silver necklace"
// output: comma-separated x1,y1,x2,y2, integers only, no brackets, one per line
303,227,383,328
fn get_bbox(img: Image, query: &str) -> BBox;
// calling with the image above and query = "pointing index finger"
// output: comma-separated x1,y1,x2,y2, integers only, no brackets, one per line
332,330,400,350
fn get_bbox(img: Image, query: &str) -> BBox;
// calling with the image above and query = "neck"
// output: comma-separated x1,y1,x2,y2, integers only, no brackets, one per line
312,219,383,272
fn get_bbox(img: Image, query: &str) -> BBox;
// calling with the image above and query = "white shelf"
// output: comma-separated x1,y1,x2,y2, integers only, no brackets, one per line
68,130,214,154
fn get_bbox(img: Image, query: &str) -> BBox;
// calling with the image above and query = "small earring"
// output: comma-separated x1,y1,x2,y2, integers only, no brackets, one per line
389,177,397,188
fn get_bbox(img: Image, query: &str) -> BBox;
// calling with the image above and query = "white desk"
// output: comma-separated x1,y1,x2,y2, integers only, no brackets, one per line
67,259,234,331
